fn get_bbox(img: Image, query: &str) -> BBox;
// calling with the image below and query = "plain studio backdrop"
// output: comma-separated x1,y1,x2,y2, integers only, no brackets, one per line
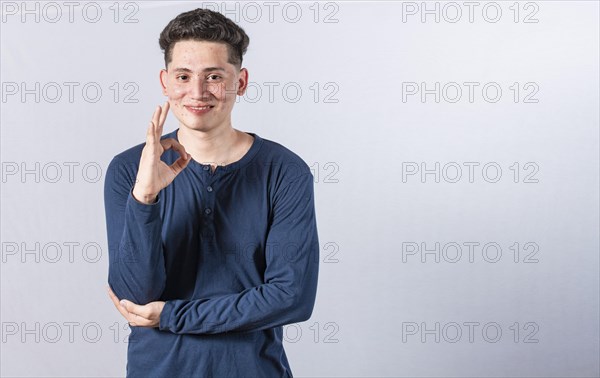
1,1,598,377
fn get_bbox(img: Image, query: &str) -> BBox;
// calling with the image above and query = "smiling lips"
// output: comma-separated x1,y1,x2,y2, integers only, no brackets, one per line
185,104,214,115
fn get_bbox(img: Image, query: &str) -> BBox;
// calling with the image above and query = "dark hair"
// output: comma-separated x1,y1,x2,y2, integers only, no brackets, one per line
159,8,249,69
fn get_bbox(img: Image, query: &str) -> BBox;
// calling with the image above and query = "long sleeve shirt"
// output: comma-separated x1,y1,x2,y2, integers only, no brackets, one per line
103,129,319,377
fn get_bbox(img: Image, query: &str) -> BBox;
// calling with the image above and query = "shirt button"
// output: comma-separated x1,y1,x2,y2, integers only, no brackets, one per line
206,186,213,192
203,165,210,171
204,208,212,215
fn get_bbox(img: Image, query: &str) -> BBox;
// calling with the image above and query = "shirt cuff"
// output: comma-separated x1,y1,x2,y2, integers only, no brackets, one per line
128,189,160,207
158,300,175,331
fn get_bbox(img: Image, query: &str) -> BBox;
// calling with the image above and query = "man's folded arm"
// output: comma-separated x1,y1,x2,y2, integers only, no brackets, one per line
104,156,167,304
159,172,320,334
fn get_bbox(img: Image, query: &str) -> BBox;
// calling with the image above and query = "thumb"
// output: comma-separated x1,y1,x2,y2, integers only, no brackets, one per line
120,299,134,312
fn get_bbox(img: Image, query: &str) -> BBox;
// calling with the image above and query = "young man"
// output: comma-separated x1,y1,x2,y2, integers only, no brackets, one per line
104,8,319,377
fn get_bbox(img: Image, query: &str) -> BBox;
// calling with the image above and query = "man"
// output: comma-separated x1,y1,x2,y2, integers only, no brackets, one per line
104,8,319,377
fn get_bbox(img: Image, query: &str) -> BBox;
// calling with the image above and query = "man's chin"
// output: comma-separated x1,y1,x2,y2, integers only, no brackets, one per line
178,122,219,133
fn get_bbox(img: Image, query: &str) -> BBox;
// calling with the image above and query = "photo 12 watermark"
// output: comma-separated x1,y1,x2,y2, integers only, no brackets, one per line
2,241,103,264
401,162,540,184
1,161,102,184
197,2,340,24
1,2,140,24
401,241,539,264
2,321,131,344
400,2,540,24
401,82,539,104
402,321,540,343
238,81,340,104
283,321,340,344
2,82,140,104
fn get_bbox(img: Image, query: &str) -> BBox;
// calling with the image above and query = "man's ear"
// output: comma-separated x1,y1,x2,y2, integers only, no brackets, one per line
159,69,168,96
236,68,249,96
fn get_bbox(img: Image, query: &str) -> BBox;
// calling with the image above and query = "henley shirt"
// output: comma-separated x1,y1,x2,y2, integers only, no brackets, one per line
104,129,319,377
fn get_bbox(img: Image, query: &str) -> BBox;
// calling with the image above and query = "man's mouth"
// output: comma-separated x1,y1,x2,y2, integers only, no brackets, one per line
185,105,214,114
187,105,214,110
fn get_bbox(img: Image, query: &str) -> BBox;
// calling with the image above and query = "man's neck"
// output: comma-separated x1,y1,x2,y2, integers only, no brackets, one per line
177,125,253,170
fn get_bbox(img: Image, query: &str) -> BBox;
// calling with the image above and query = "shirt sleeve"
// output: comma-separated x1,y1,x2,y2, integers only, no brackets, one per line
158,172,320,334
104,156,167,304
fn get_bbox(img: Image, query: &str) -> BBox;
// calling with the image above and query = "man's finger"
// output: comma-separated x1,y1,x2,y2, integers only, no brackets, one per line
170,156,192,175
160,138,191,176
107,287,131,320
161,138,189,160
120,299,154,321
146,104,162,144
119,299,140,314
107,286,119,305
121,307,152,327
146,120,156,144
152,105,162,140
157,101,170,132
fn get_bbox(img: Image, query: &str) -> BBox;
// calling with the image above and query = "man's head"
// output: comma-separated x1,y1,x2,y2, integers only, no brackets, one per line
158,9,250,133
159,8,249,70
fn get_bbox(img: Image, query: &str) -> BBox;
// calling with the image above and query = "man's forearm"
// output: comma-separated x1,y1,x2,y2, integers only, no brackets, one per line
105,158,167,304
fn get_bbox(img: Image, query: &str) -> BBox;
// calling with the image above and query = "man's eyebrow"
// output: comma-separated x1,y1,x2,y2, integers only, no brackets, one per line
202,67,226,72
171,67,226,73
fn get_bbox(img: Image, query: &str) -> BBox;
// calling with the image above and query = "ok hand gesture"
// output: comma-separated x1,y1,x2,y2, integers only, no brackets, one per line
132,102,190,204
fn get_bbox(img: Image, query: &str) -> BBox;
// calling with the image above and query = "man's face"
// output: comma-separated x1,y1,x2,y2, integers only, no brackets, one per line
160,40,247,133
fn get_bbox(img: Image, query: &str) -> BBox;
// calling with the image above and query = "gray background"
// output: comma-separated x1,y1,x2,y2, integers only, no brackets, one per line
1,1,598,377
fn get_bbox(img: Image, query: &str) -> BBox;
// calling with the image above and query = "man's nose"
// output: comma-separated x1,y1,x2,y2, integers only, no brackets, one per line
189,78,212,99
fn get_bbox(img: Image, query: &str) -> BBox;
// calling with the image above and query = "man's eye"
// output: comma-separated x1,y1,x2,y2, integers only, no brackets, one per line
177,75,189,81
207,75,221,81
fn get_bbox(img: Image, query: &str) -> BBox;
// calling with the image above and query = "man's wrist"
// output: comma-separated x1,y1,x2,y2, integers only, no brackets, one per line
132,188,158,205
158,300,173,331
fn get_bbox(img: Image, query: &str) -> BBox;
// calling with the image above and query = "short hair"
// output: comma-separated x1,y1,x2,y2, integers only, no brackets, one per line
159,8,250,69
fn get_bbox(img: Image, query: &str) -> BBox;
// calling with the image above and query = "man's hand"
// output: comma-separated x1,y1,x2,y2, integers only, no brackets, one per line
132,101,191,204
107,286,165,327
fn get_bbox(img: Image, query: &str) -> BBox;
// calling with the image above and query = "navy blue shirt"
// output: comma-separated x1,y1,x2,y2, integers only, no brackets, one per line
104,129,319,377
